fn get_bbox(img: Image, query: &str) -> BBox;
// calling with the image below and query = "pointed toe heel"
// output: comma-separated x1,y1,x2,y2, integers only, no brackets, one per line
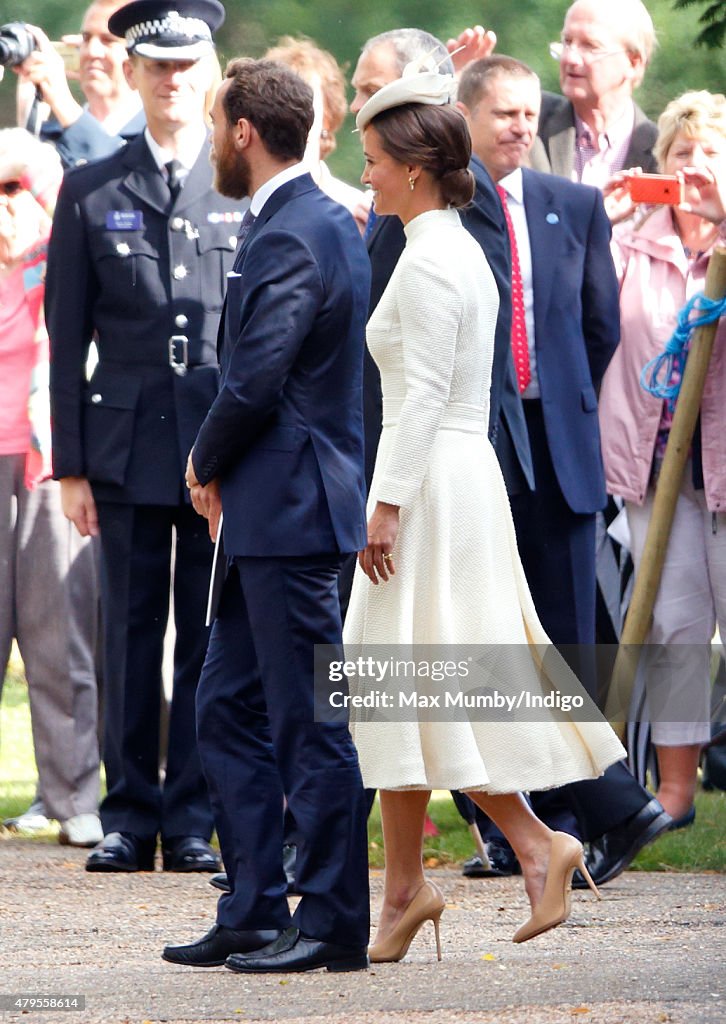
369,881,445,963
513,832,598,944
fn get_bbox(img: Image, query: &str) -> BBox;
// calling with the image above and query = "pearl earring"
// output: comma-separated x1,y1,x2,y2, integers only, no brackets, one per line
408,176,416,191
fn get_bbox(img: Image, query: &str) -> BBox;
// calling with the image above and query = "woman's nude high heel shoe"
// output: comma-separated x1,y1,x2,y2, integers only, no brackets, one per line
512,831,600,943
369,880,445,963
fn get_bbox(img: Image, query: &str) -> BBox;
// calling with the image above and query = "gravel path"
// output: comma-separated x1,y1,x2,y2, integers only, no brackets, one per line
1,836,723,1024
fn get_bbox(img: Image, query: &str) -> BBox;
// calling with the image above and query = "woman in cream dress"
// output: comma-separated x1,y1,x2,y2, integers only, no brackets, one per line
344,68,625,960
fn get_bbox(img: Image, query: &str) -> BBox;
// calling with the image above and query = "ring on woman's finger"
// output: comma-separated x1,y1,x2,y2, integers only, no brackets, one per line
383,553,393,562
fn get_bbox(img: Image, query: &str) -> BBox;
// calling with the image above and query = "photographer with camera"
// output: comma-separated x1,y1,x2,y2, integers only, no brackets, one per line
9,0,143,169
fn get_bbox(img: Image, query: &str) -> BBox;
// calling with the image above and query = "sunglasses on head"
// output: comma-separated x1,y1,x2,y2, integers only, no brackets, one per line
0,181,23,197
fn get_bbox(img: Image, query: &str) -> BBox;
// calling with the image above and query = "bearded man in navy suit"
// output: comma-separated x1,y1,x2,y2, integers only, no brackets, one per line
162,58,371,975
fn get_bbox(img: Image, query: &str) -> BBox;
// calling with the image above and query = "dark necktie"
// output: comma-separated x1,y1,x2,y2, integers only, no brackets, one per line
237,208,257,246
363,207,378,241
165,159,183,205
496,184,531,393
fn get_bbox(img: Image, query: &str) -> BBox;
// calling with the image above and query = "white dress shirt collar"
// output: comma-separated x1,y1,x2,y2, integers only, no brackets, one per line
144,124,206,176
250,162,308,217
497,167,524,203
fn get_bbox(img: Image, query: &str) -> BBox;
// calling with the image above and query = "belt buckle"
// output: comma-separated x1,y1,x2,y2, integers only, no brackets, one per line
169,335,189,376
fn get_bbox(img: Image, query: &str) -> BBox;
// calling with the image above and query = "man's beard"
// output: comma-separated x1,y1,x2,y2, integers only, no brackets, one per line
214,142,251,200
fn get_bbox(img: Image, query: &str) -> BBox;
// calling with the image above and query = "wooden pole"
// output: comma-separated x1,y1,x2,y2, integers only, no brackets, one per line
606,246,726,737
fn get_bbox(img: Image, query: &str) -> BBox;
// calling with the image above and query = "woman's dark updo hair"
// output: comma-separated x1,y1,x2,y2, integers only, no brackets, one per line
368,102,474,208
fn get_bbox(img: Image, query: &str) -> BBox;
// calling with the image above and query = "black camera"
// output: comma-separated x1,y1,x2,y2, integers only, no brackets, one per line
0,21,36,69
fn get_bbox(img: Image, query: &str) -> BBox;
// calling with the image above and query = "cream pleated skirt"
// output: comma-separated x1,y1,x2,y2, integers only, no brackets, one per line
343,422,626,792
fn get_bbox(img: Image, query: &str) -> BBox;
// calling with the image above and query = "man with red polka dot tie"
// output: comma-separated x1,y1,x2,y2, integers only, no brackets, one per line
457,55,671,885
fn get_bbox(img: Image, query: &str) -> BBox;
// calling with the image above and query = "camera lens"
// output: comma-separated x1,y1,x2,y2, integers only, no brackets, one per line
0,22,36,69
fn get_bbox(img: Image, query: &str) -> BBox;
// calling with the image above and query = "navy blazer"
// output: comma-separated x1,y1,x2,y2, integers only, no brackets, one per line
47,135,240,505
193,174,370,558
499,168,620,514
467,156,534,495
530,93,658,178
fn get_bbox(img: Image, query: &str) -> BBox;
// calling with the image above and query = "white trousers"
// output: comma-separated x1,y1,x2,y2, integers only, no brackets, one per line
626,469,726,746
0,455,100,819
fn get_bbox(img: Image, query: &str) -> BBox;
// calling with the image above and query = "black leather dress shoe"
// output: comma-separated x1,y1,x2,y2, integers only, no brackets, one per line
572,797,672,889
86,832,155,872
162,924,282,967
225,927,368,973
462,839,521,878
667,806,695,831
209,845,297,894
162,837,221,873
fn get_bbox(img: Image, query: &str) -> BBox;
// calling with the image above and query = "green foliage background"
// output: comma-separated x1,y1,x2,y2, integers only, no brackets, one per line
0,1,723,184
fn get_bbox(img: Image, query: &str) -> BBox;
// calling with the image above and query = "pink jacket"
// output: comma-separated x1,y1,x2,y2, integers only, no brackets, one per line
598,206,726,511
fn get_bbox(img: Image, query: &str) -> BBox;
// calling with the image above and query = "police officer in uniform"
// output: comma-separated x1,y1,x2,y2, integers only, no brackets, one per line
47,0,242,872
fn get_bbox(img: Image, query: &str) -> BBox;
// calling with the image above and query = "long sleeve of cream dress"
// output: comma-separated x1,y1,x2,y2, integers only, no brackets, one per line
343,209,625,792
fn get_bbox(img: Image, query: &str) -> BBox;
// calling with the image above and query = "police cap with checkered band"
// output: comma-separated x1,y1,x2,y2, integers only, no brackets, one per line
109,1,225,61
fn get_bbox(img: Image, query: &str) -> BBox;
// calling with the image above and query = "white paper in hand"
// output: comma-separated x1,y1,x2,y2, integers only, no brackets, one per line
205,512,226,627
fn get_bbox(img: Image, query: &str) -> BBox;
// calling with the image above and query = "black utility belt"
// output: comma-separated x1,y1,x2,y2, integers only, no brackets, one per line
98,339,214,376
169,335,189,375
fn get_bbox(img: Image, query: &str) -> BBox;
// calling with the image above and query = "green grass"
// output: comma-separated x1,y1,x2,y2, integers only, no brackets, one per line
3,659,725,870
0,659,40,823
366,788,726,872
367,792,484,869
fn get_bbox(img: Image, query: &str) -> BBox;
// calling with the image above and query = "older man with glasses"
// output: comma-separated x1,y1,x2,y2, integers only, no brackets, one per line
531,0,658,183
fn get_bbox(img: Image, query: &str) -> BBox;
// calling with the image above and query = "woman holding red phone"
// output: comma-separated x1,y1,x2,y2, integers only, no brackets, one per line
599,91,726,828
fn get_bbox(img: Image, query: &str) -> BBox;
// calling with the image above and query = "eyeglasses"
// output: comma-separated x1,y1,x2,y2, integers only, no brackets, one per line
549,41,626,63
0,181,23,197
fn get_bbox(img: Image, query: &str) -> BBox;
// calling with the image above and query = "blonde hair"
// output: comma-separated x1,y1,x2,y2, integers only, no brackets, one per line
264,36,347,157
654,90,726,170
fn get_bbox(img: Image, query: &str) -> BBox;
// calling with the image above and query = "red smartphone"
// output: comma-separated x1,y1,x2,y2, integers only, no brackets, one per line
627,174,684,205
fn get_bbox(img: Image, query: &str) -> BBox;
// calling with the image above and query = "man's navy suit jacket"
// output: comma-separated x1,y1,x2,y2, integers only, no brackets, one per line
498,167,620,514
193,174,371,558
363,155,514,484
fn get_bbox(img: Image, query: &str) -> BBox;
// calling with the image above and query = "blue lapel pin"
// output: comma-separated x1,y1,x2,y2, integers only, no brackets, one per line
546,212,559,224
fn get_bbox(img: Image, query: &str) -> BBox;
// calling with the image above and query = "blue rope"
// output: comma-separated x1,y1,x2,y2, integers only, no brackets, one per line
640,291,726,410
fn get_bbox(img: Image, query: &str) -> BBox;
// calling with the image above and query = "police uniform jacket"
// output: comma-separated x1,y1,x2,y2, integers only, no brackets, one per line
47,134,242,505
